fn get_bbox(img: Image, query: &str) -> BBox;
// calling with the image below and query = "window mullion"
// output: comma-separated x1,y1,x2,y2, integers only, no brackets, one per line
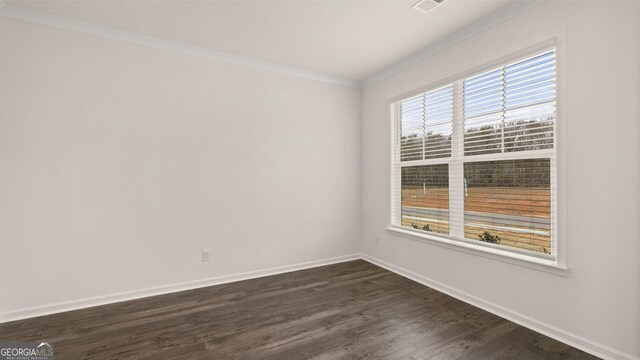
500,67,506,154
390,102,402,227
422,93,426,160
449,80,465,238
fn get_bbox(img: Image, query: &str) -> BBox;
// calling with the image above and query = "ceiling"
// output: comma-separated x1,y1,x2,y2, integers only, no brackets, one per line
5,0,519,81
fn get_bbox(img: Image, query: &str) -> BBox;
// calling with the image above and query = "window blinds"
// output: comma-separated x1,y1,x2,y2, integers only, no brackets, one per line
392,48,557,257
400,85,453,161
459,51,556,254
463,50,556,156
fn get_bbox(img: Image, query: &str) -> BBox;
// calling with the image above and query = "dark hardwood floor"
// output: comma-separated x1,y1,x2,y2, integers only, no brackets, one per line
0,260,599,359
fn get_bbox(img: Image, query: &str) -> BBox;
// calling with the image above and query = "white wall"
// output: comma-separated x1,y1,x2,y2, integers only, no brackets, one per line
0,17,361,316
361,1,639,359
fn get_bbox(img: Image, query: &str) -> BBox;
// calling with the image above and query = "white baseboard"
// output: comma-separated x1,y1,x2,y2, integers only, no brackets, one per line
360,253,638,360
0,253,360,324
2,252,636,360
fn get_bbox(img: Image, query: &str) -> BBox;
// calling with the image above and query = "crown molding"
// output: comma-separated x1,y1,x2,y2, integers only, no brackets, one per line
361,0,545,88
0,4,361,88
0,0,546,89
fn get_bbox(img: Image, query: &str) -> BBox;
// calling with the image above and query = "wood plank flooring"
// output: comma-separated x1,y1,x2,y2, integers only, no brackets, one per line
0,260,599,359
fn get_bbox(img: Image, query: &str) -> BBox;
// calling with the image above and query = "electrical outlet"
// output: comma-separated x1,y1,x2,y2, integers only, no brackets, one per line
202,249,211,262
374,237,380,246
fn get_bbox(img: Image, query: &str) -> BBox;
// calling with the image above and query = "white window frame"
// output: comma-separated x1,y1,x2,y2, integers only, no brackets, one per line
386,37,568,275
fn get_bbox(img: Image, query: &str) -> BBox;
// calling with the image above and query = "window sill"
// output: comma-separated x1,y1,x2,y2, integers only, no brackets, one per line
385,226,569,276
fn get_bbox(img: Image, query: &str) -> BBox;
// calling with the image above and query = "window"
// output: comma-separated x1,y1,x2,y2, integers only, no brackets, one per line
401,164,449,234
391,48,557,262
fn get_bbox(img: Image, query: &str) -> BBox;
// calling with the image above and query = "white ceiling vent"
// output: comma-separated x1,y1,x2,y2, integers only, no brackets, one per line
412,0,446,15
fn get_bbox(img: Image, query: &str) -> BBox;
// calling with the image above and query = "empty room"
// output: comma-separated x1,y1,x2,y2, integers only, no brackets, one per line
0,0,638,359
